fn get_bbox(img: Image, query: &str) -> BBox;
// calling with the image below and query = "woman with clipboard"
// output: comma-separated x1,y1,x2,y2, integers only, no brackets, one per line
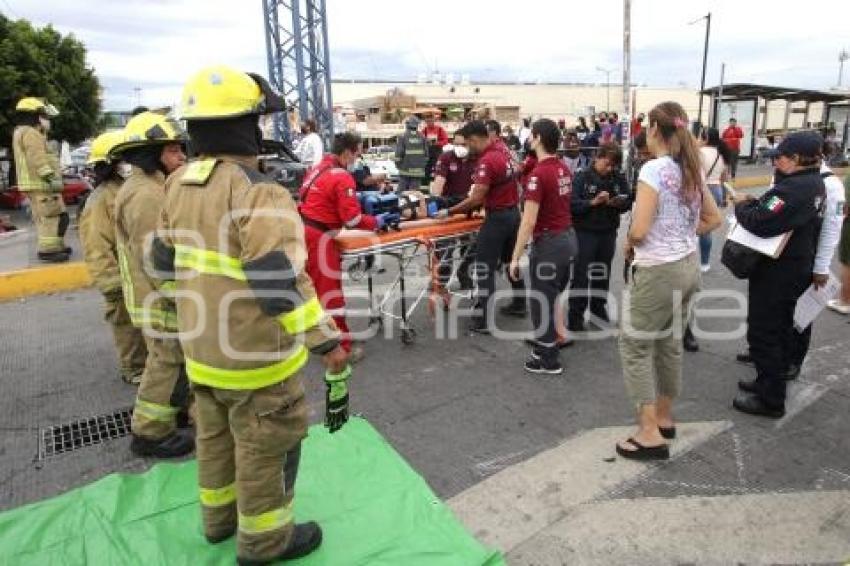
730,131,826,419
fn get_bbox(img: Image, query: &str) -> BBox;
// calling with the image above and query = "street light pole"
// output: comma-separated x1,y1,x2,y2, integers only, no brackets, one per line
597,66,613,112
839,49,849,88
689,12,711,129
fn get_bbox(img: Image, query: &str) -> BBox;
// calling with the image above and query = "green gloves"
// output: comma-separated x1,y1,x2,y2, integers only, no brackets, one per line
324,364,352,433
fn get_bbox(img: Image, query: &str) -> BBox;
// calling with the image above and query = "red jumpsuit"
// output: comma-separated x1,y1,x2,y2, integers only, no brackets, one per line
299,155,378,351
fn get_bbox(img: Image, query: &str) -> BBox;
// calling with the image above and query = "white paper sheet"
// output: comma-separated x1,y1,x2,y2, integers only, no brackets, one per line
794,273,841,332
726,219,792,258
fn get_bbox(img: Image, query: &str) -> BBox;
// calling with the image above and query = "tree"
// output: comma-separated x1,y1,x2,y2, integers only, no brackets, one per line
0,14,101,149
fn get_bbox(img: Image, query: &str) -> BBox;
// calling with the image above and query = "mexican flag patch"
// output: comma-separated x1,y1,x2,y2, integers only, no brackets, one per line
765,196,785,213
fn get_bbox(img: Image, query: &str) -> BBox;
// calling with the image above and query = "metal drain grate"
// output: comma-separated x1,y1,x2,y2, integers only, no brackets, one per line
37,408,133,462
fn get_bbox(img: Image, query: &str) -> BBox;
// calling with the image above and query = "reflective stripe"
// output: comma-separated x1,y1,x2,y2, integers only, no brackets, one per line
200,483,237,507
126,305,178,332
38,236,63,246
278,296,325,335
185,345,308,390
134,398,178,422
174,244,246,281
36,164,54,178
344,214,362,228
238,504,293,535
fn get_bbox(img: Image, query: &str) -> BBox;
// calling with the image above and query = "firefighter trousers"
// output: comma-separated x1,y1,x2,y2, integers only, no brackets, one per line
103,295,147,382
194,376,307,561
28,190,68,253
131,335,189,439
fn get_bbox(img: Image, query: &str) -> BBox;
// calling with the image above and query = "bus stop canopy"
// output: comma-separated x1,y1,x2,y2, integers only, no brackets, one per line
701,83,849,104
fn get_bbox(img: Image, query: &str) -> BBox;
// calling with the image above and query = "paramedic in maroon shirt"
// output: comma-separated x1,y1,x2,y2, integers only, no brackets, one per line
508,118,578,375
435,120,527,334
431,130,478,289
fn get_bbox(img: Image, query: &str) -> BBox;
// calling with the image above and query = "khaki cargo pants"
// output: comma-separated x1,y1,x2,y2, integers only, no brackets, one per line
619,253,700,407
194,376,307,562
103,296,147,383
28,190,68,253
131,335,189,439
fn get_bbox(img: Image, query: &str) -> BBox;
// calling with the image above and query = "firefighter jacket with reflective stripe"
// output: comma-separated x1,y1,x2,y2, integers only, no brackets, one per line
115,166,177,331
79,179,123,295
395,131,428,178
12,125,60,192
154,154,340,391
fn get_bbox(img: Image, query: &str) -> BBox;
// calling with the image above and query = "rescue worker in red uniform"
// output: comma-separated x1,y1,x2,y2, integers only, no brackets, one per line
434,120,527,333
299,132,399,360
422,112,449,184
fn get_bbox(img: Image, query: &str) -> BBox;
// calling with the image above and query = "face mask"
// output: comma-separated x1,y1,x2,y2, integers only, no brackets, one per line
454,146,469,159
39,117,51,132
117,162,132,179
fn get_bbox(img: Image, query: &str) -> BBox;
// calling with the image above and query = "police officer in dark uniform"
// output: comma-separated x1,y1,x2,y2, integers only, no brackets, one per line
568,142,632,330
732,131,826,418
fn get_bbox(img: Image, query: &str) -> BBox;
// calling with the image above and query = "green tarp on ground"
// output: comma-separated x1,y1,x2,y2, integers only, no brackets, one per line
0,418,503,566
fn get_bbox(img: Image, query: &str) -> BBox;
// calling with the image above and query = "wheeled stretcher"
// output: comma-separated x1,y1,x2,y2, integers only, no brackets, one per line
336,215,483,344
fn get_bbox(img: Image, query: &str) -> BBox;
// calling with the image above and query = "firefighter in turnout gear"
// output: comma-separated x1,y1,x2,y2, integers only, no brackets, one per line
79,131,147,384
153,65,350,565
394,116,429,191
112,111,194,458
11,97,69,262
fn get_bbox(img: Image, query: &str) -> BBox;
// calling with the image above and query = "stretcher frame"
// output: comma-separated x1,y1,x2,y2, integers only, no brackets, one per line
338,222,480,344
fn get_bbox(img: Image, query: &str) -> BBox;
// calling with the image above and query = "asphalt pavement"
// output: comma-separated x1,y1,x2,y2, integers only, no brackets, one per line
1,196,849,564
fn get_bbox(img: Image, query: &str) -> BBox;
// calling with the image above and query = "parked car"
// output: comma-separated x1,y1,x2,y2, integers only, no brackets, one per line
0,173,93,209
258,139,309,200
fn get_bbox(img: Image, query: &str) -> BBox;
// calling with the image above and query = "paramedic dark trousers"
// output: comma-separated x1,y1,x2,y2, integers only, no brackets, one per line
747,257,812,408
473,208,525,325
569,228,617,324
530,229,578,363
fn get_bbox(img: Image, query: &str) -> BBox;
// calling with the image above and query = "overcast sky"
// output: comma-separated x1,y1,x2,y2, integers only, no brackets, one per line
5,0,850,110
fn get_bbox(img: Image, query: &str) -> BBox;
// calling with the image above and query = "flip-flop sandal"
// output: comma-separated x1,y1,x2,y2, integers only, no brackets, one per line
615,438,670,461
658,426,676,440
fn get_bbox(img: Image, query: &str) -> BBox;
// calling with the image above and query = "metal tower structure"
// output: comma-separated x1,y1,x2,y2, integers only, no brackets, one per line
262,0,334,144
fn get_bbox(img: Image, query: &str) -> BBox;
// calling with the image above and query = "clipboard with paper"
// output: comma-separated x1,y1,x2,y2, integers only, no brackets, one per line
726,219,792,259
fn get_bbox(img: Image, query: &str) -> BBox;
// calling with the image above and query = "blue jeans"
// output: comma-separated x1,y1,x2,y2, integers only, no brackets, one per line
699,184,724,265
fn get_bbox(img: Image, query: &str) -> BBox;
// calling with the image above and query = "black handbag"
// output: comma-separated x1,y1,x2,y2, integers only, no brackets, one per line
721,238,763,279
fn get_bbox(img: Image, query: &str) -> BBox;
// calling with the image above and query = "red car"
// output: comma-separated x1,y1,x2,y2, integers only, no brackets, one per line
0,173,93,209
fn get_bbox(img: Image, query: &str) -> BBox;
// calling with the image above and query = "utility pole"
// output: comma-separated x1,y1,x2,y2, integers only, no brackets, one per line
713,63,725,129
597,66,613,112
689,12,711,130
133,87,142,109
839,49,849,88
622,0,632,186
622,0,631,122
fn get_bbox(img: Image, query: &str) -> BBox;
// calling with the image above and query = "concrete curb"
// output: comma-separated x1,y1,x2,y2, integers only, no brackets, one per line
0,262,92,302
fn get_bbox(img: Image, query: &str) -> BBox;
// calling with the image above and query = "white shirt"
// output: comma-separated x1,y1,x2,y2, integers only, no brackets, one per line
634,156,702,266
518,126,531,147
298,132,324,168
700,146,726,185
815,163,846,275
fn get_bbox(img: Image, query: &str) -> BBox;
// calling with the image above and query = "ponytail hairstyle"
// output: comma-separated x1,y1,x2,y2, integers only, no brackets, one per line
648,101,703,201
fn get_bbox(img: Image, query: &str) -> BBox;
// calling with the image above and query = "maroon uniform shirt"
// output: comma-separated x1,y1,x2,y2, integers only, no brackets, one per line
434,152,477,199
472,140,519,210
523,156,573,238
